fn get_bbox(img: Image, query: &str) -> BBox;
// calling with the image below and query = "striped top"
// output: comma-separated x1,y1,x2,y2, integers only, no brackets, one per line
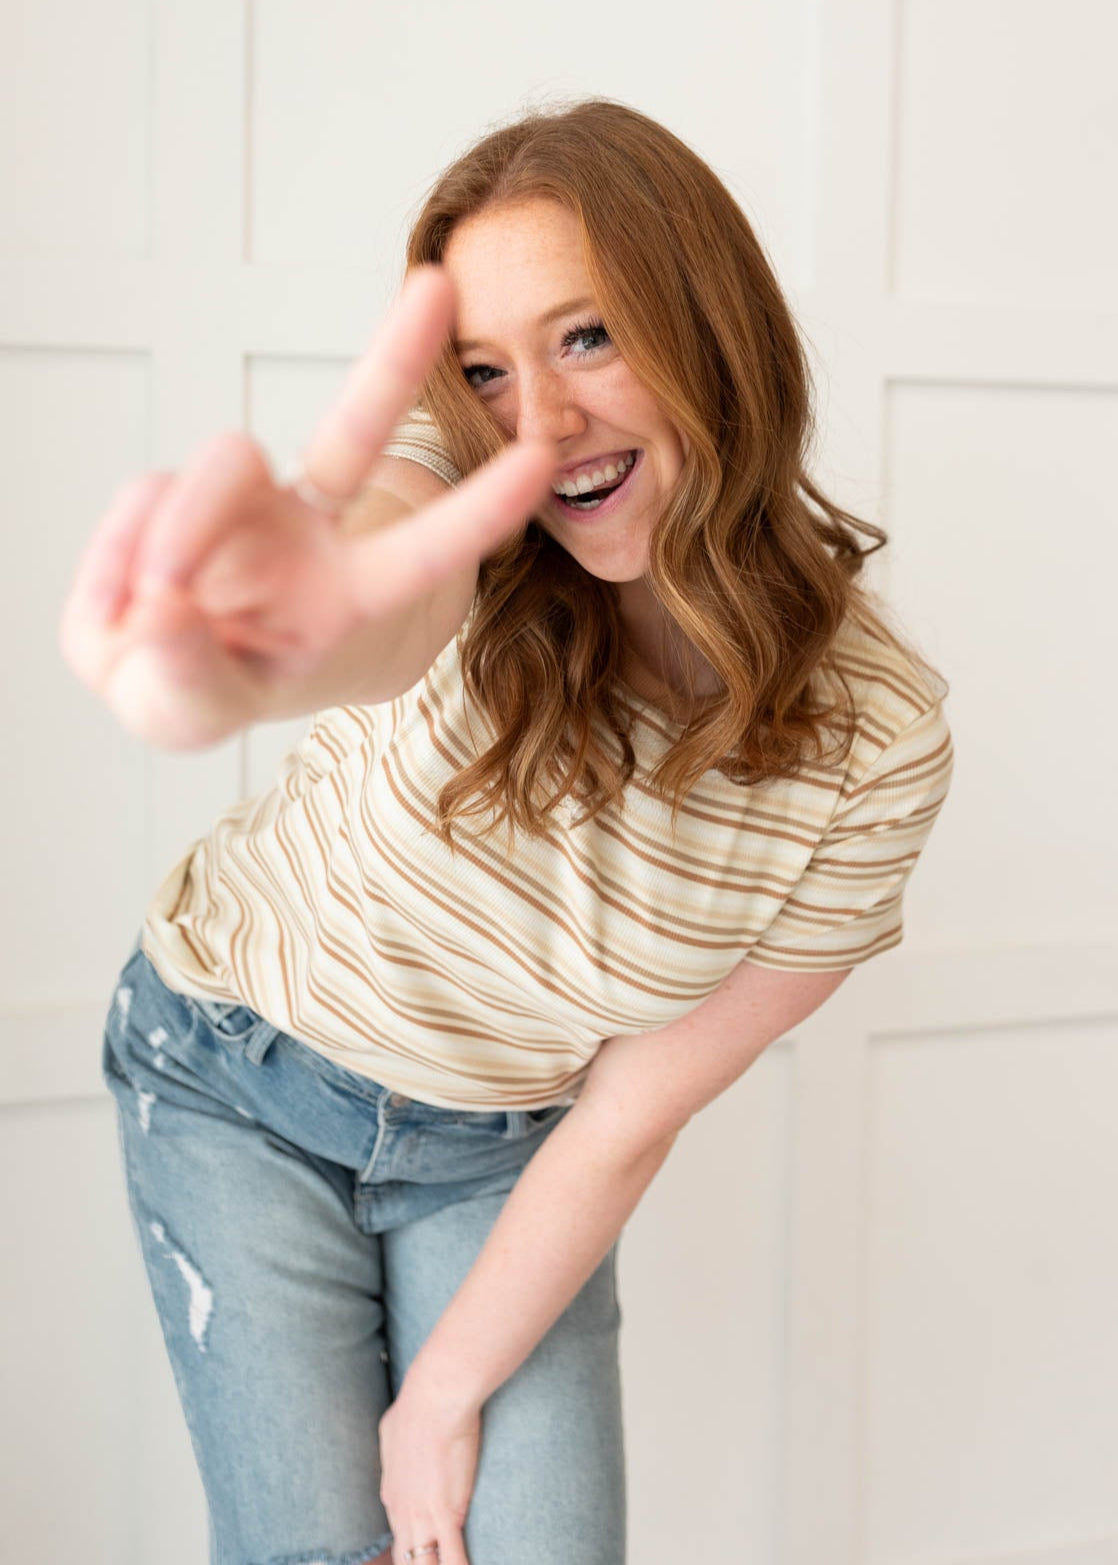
140,414,955,1110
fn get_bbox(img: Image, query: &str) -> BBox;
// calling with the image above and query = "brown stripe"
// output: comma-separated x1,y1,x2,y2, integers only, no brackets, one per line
366,755,715,1004
751,923,900,965
377,743,758,975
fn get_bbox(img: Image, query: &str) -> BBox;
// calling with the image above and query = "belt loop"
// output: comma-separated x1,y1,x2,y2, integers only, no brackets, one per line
244,1022,280,1066
504,1110,529,1138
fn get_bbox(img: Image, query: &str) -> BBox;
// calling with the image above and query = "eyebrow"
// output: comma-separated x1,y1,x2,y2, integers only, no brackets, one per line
454,296,595,354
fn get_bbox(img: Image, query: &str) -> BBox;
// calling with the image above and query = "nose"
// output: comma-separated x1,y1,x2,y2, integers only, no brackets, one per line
514,366,586,444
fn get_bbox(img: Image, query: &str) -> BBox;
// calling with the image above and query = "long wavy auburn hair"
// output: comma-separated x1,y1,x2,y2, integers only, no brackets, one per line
403,98,948,843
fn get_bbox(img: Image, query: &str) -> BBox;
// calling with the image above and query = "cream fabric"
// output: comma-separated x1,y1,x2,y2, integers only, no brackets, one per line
141,416,954,1110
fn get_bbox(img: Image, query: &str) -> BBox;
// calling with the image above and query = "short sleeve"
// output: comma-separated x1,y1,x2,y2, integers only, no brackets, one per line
745,701,955,972
379,405,462,487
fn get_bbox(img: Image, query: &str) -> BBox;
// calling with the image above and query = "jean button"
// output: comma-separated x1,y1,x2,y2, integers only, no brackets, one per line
386,1092,409,1109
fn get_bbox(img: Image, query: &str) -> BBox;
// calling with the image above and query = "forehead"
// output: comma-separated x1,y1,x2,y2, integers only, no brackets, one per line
443,198,591,326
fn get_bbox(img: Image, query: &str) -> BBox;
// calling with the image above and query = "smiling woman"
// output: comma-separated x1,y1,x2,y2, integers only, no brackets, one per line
444,199,688,601
68,96,955,1565
399,101,950,844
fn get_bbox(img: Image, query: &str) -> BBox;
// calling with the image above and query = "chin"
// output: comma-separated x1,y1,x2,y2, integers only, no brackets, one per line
582,562,648,585
584,544,651,581
545,534,649,582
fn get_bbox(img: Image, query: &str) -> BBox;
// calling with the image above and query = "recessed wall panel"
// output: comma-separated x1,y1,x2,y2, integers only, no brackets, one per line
623,1048,792,1561
247,0,816,288
0,0,150,257
863,1020,1118,1561
882,381,1118,949
1,346,151,1006
893,0,1118,303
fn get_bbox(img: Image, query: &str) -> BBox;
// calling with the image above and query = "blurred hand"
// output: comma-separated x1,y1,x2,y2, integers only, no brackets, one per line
58,266,556,749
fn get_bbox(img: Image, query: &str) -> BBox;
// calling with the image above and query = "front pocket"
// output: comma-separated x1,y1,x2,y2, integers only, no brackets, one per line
527,1103,567,1125
187,994,266,1043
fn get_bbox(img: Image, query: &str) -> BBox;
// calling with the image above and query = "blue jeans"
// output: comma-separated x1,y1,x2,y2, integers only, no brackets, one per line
101,940,626,1565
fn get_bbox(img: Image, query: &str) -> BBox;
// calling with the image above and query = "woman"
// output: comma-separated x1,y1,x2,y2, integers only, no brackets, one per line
62,99,953,1565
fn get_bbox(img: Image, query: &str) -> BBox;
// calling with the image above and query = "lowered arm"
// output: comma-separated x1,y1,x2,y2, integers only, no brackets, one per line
400,956,852,1414
574,955,853,1154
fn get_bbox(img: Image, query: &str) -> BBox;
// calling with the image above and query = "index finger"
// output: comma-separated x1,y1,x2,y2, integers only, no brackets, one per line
298,265,456,509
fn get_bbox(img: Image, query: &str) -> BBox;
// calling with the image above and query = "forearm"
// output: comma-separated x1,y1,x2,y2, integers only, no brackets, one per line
402,1103,676,1412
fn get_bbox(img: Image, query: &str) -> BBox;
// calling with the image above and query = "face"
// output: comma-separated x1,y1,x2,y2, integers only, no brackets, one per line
443,198,688,586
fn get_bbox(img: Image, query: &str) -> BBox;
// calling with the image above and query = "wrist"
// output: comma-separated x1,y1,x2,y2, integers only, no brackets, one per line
399,1349,485,1418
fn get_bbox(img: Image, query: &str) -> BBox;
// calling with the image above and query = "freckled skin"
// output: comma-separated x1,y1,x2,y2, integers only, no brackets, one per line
444,199,690,661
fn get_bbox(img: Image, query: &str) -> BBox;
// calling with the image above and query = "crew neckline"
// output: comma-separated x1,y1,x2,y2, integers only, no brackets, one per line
613,677,693,733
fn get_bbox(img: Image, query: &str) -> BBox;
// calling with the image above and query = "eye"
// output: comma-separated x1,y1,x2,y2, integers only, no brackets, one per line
462,363,503,390
562,320,611,355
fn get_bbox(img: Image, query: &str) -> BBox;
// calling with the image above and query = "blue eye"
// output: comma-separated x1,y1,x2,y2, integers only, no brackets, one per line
563,320,611,354
463,363,503,389
460,319,611,392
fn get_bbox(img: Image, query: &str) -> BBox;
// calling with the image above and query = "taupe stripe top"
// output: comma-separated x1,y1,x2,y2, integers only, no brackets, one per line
141,415,955,1109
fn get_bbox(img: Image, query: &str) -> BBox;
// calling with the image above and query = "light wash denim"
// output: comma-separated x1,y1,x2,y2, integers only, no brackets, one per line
101,938,626,1565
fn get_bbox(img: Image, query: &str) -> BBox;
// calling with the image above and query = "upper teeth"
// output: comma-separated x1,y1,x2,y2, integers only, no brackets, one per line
551,452,635,498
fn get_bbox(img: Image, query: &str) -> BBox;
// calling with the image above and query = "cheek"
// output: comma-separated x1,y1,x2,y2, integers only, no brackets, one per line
616,382,686,467
659,417,688,482
592,360,647,412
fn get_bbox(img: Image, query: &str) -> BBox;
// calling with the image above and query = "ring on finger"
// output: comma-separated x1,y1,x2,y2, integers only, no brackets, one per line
402,1543,440,1561
286,467,349,519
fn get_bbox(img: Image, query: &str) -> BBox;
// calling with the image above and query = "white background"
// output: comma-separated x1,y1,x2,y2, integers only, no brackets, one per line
1,1,1116,1560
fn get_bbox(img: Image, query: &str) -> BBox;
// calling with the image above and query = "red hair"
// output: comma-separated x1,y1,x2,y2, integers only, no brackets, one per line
403,98,947,841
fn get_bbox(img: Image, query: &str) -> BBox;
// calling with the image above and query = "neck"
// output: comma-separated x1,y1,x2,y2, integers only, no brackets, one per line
615,580,721,713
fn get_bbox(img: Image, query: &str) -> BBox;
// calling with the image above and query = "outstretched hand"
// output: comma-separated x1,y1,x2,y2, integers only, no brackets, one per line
58,267,556,749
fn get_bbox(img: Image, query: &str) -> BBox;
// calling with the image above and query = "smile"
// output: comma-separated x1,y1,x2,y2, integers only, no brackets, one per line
550,451,642,518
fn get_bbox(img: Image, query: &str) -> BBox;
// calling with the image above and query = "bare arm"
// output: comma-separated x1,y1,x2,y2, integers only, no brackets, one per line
376,959,853,1553
397,1101,676,1418
396,957,852,1415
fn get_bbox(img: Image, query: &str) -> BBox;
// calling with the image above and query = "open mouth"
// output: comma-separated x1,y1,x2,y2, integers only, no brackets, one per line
551,450,641,518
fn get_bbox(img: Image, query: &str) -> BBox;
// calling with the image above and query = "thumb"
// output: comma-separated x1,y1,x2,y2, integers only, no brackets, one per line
122,577,210,650
344,438,556,621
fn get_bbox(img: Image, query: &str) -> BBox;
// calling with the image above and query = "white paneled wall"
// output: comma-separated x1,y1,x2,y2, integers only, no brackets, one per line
884,382,1118,948
2,0,1116,1561
891,0,1118,305
623,1045,795,1559
0,0,151,259
863,1019,1118,1561
0,347,151,1006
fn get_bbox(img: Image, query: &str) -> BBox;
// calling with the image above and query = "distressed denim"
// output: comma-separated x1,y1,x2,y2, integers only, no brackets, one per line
101,938,626,1565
